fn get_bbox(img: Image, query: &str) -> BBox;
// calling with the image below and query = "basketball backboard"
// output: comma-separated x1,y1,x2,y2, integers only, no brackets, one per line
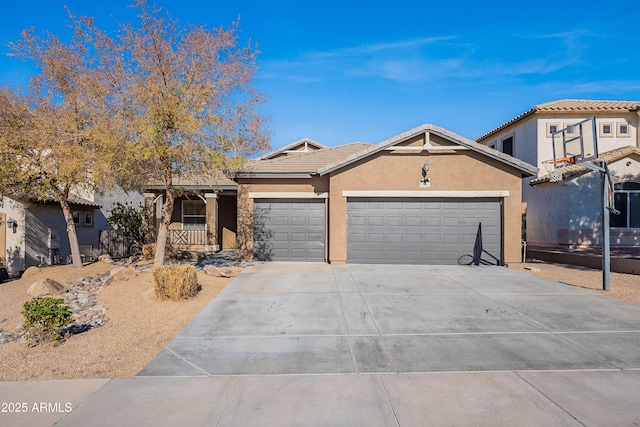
550,116,598,163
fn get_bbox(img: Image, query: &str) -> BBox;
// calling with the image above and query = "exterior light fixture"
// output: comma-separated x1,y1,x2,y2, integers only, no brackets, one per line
420,161,430,188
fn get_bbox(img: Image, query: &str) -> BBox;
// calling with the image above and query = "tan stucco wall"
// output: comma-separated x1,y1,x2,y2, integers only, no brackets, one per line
237,148,525,265
237,177,329,260
327,150,524,265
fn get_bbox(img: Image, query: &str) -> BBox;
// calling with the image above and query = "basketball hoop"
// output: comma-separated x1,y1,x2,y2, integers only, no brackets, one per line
542,157,576,182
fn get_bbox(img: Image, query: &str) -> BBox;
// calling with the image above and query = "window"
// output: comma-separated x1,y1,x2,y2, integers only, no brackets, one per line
617,122,630,137
611,182,640,228
72,210,94,227
182,200,206,230
502,136,514,156
599,122,614,137
546,122,561,137
565,124,576,135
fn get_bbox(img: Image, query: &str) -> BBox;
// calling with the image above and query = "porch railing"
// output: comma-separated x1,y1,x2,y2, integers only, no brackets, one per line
168,229,207,246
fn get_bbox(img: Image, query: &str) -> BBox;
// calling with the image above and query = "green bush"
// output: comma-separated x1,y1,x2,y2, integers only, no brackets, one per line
106,202,145,249
152,265,199,301
22,297,72,345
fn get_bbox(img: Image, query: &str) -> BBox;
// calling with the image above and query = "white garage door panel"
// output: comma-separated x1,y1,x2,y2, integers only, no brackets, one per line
254,199,325,262
347,198,502,265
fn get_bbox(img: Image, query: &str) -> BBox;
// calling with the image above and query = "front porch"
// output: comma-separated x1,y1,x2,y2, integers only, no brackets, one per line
143,176,238,252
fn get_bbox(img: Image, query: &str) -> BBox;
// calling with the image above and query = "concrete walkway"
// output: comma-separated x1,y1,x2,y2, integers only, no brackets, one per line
2,263,640,426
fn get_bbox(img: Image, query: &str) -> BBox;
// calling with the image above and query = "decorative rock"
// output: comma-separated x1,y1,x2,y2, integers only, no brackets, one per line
109,266,136,282
21,266,42,279
98,254,115,264
27,278,67,297
203,265,236,278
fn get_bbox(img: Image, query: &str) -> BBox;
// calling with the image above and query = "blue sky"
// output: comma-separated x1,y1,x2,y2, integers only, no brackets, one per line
1,1,639,150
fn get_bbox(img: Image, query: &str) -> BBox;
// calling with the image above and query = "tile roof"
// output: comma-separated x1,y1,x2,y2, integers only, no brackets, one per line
238,124,538,178
477,99,640,141
530,145,640,186
145,171,237,190
238,143,372,176
35,194,101,208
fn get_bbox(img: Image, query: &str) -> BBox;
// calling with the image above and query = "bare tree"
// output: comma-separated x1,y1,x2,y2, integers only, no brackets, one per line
84,2,270,265
1,2,270,267
0,24,118,268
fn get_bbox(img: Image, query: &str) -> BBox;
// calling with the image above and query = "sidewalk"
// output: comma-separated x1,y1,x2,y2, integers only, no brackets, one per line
2,370,640,426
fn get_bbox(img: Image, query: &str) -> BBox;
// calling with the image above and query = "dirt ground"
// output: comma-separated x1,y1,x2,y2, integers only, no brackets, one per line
0,261,237,381
510,260,640,305
0,259,638,381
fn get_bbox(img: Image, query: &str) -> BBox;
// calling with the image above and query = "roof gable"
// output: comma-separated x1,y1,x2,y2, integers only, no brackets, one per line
317,124,538,177
256,137,329,160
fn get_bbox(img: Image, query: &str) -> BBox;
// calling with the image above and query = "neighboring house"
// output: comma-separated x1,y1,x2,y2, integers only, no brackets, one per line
527,146,640,250
143,173,238,252
236,123,537,265
256,137,327,160
477,99,640,181
0,186,143,277
476,99,640,251
0,194,103,277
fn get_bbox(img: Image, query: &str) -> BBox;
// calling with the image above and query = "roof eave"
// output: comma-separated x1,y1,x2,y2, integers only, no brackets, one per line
144,184,237,191
235,172,315,179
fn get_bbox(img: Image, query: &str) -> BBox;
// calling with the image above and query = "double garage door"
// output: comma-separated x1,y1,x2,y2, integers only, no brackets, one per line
347,198,502,265
253,197,502,264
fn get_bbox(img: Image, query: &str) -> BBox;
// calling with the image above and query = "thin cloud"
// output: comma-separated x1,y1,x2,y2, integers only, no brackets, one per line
259,32,588,85
302,36,459,59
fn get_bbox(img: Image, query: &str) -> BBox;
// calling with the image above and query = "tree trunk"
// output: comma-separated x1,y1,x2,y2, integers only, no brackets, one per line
59,193,83,268
153,170,175,267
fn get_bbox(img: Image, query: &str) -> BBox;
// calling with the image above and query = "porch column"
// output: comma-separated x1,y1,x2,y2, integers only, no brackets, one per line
142,193,157,244
205,193,219,252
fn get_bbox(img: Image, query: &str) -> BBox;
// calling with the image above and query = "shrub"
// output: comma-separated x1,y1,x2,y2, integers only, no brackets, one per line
142,243,156,260
142,241,174,260
152,265,199,301
22,297,72,345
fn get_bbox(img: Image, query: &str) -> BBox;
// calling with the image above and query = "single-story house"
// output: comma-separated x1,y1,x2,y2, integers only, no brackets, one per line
236,124,537,265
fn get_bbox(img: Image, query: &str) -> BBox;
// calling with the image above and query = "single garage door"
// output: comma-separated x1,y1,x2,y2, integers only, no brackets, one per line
253,199,325,261
347,198,502,264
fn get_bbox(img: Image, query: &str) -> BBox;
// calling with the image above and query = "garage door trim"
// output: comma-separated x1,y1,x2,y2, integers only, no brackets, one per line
343,190,509,198
250,192,328,199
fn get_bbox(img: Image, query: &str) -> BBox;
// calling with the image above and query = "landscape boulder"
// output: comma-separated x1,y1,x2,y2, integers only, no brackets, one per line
27,278,67,298
21,266,42,279
203,265,236,278
98,254,115,264
109,266,136,282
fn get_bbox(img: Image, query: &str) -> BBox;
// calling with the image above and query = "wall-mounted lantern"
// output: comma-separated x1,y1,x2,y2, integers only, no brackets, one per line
420,161,430,188
6,217,18,233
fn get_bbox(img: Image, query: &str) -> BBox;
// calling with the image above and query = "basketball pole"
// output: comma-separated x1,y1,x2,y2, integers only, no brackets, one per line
551,117,611,291
601,164,611,291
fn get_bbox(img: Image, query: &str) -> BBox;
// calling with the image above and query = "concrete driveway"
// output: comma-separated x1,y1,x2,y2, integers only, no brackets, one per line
139,263,640,376
42,263,640,426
